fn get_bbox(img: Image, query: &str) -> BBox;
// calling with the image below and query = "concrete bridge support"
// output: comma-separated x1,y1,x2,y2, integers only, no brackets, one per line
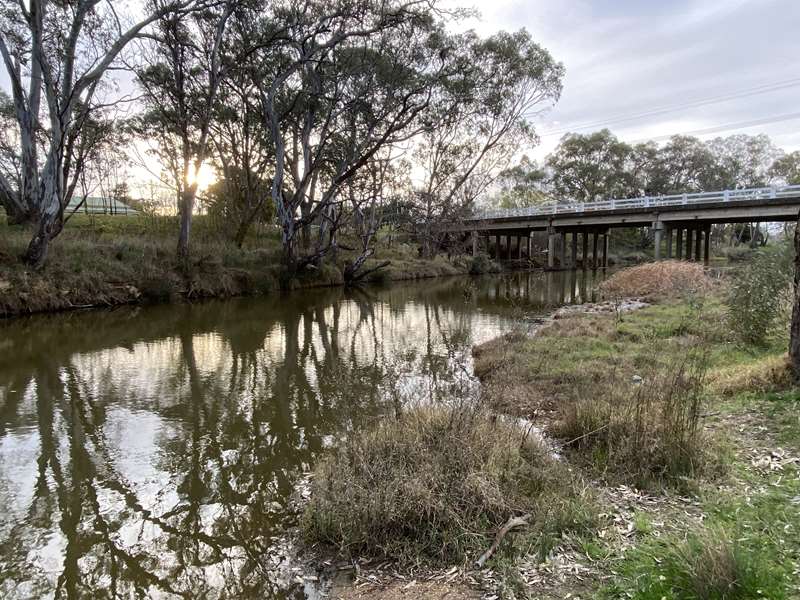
581,232,589,270
652,221,665,260
547,228,557,269
570,232,578,269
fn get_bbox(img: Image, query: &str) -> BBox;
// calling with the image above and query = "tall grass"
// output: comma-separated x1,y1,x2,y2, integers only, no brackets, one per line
603,525,786,600
302,403,595,566
553,345,717,488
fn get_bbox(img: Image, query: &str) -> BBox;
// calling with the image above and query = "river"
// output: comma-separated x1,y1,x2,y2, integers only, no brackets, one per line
0,269,603,599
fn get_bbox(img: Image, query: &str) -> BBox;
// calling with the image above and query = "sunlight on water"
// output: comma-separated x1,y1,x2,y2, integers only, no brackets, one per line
0,270,603,598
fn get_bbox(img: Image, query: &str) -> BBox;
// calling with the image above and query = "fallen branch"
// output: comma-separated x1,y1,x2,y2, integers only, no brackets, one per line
475,513,531,568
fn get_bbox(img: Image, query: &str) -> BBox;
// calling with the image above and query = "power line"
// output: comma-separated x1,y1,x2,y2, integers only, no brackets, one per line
540,77,800,136
630,111,800,143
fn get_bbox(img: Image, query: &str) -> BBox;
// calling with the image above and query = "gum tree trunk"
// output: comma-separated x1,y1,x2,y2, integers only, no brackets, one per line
790,212,800,379
177,185,197,260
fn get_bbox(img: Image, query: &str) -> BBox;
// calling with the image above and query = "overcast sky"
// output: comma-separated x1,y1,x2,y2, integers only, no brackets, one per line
455,0,800,159
2,0,797,167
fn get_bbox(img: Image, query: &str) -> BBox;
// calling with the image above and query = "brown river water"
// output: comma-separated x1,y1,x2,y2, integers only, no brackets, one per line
0,270,603,599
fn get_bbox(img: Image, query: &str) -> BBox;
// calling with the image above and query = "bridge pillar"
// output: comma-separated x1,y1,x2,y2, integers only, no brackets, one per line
592,231,599,270
571,231,578,269
676,228,684,260
703,224,711,266
495,234,501,260
685,228,694,261
516,236,523,259
559,232,566,268
581,231,589,270
652,221,664,260
666,227,673,259
526,234,532,261
694,226,702,262
547,228,557,269
472,231,478,257
602,232,609,268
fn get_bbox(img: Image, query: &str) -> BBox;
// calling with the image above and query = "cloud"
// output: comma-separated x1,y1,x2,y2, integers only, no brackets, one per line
453,0,800,158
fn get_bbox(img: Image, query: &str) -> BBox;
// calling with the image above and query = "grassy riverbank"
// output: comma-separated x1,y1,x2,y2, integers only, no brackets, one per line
306,262,800,599
0,215,477,318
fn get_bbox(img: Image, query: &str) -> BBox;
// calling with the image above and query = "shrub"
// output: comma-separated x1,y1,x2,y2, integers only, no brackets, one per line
552,346,717,488
469,253,501,275
599,261,713,301
719,245,755,263
726,243,793,346
302,405,592,565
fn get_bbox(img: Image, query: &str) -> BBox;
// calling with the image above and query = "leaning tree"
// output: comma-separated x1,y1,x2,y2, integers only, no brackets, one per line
0,0,203,267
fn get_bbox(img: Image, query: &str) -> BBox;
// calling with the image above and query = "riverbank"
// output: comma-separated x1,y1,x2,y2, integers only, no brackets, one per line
310,263,800,599
0,215,491,318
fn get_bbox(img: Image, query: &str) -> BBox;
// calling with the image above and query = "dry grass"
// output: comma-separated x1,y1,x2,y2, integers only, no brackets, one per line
709,354,793,396
302,404,593,566
0,217,472,317
551,349,720,489
599,261,713,301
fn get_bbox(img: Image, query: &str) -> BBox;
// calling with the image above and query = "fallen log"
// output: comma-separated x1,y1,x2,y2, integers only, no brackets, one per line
475,513,531,568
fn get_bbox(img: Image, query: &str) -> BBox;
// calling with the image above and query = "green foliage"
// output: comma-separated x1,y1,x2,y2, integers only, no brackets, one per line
493,155,551,208
770,150,800,184
553,346,718,489
546,129,635,201
468,253,501,275
726,243,793,346
603,526,786,600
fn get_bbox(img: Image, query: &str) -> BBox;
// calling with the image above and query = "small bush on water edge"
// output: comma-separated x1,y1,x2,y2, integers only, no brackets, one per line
302,405,595,565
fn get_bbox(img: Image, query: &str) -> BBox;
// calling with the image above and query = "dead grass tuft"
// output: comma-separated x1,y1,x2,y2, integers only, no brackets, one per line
599,261,713,301
302,404,593,566
709,354,793,396
552,347,721,488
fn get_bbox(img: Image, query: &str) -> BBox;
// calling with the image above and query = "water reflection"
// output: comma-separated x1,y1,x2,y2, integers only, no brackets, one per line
0,269,604,598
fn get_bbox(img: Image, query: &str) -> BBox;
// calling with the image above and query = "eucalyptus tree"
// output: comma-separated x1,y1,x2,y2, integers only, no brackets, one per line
648,135,718,194
134,0,236,259
0,0,199,267
207,47,274,247
341,154,409,283
492,156,549,209
410,29,563,257
546,129,633,202
708,133,783,189
245,0,456,272
771,151,800,185
0,91,19,201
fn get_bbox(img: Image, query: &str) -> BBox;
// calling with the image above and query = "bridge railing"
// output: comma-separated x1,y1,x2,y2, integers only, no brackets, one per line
469,184,800,221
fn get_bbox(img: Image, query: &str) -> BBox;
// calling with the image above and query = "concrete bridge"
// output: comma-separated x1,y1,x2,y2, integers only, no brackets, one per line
455,184,800,269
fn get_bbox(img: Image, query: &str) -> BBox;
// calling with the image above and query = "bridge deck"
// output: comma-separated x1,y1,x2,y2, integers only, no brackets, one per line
459,185,800,233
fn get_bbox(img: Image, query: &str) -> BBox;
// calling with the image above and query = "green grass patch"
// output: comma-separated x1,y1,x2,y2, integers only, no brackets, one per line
601,463,800,599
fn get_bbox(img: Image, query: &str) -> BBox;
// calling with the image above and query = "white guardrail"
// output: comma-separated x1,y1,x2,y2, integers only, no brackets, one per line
469,184,800,221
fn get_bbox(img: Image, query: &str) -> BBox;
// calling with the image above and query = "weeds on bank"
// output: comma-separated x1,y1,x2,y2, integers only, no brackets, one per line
553,344,722,489
301,403,595,566
602,457,800,600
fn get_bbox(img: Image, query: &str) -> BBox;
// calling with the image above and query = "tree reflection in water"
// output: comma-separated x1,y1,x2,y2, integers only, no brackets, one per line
0,270,602,598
